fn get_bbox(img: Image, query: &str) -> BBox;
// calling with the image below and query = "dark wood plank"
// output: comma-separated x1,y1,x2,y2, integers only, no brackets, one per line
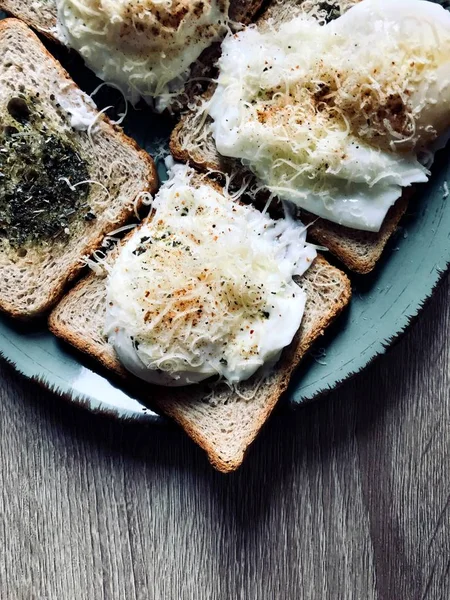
0,274,448,600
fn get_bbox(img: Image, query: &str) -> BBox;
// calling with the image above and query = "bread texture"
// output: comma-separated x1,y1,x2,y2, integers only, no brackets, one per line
300,193,411,275
0,19,157,318
48,174,351,471
0,1,56,35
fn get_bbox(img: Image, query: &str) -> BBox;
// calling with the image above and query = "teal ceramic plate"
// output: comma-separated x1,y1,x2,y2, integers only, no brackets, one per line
0,14,449,423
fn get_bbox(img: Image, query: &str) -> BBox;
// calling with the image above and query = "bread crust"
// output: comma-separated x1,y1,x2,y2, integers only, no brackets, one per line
168,0,420,275
300,191,413,275
49,175,351,472
0,1,58,36
0,19,158,319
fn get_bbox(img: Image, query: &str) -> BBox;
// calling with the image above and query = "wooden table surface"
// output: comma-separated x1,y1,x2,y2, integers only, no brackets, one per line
0,274,448,600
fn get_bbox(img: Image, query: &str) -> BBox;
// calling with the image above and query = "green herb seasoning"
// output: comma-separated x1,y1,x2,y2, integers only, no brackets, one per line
0,95,90,248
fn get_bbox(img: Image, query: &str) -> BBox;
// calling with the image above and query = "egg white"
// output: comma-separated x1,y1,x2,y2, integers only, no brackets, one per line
105,165,316,387
56,0,229,110
209,0,450,232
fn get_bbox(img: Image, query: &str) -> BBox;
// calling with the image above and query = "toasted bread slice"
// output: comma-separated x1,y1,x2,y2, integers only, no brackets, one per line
0,1,56,35
0,19,157,318
169,0,413,274
300,193,411,274
49,255,350,472
48,172,351,471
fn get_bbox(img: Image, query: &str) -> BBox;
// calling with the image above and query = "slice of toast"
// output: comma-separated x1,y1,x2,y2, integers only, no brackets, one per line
48,176,351,471
169,0,413,275
300,193,411,274
0,1,56,36
0,19,157,318
49,255,350,472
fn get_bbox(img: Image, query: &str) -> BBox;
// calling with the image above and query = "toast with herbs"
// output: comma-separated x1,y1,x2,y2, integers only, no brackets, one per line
0,19,157,318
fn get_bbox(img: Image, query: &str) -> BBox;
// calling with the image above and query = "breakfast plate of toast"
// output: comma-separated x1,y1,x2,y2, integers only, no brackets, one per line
0,0,448,471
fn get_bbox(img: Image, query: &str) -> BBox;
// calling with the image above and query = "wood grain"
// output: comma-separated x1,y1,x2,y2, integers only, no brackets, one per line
0,273,448,600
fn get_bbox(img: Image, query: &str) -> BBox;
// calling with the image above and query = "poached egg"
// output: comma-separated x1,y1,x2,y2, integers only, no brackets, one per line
56,0,229,111
105,164,316,386
209,0,450,232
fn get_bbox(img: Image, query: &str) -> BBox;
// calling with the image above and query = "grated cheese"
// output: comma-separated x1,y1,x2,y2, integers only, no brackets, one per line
208,0,450,231
56,87,98,132
56,0,230,110
104,164,317,386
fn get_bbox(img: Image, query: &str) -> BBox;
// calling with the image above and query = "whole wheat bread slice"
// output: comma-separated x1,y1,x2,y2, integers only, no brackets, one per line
300,192,411,274
169,0,416,275
0,19,157,318
48,173,351,471
0,1,56,36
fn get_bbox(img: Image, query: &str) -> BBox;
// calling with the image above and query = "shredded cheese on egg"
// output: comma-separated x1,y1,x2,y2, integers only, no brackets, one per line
105,165,316,385
56,0,229,109
208,0,450,231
